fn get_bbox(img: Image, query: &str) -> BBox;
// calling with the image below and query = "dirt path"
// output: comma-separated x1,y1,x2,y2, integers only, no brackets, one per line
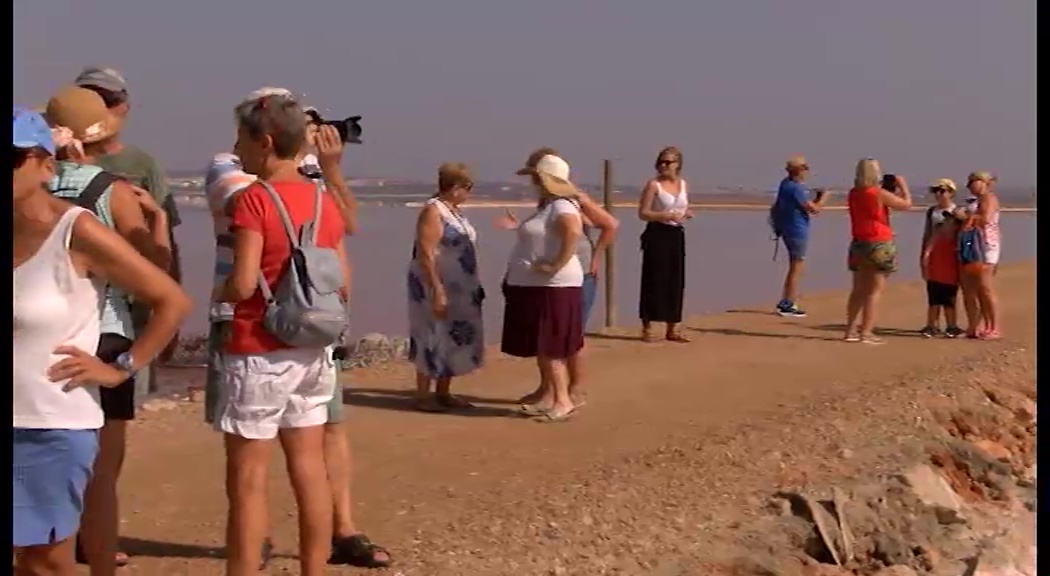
107,264,1035,575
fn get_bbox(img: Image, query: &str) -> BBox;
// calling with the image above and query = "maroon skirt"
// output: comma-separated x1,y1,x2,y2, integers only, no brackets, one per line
501,284,584,359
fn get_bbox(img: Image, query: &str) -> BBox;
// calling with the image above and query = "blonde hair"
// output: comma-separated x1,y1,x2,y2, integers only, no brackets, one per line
656,146,683,173
853,158,882,189
438,162,473,192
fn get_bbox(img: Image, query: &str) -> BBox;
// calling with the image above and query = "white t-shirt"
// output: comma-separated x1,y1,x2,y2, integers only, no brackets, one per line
505,198,585,287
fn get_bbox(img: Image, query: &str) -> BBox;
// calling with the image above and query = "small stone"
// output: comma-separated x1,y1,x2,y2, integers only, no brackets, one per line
899,464,963,513
872,567,918,576
839,448,854,459
187,387,204,403
972,439,1013,463
141,398,179,412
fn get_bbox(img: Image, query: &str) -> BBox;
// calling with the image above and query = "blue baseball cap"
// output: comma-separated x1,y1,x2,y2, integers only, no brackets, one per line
13,106,56,155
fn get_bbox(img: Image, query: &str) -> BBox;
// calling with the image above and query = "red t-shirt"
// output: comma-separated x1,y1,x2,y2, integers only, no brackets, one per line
226,180,346,354
848,186,894,242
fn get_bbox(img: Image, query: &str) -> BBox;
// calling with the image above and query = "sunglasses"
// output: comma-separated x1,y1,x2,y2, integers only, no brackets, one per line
929,187,951,194
657,159,678,167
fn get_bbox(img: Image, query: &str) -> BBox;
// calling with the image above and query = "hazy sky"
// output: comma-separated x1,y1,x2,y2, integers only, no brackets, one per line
14,0,1035,188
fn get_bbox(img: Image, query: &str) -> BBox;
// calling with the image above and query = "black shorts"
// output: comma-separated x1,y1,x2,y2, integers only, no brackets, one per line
96,333,136,421
926,281,958,308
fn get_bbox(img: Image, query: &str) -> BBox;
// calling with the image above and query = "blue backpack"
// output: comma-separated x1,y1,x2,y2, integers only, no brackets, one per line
957,227,985,265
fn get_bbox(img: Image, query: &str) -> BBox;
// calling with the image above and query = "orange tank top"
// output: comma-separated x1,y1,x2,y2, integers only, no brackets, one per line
848,186,894,242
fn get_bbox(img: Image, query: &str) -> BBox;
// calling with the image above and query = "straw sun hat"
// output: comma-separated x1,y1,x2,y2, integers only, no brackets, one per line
515,153,580,198
42,86,122,144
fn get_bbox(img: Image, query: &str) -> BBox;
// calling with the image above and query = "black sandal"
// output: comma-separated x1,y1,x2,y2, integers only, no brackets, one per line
329,534,393,568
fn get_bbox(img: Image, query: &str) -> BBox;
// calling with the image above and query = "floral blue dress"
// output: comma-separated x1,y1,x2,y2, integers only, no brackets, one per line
407,198,485,378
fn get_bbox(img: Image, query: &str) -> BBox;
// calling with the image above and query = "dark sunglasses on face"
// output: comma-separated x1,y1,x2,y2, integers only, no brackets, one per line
929,187,949,194
657,159,678,167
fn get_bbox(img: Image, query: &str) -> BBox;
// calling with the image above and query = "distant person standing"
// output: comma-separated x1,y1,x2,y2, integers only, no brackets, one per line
637,146,692,343
74,66,183,394
919,178,963,338
770,156,827,317
843,159,912,344
958,171,1002,339
408,162,485,412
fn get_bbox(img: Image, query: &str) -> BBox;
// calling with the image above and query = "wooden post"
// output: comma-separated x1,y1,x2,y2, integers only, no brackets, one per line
602,159,617,328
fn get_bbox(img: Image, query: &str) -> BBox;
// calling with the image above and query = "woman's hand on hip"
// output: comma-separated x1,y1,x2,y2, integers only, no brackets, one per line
432,288,449,319
531,261,556,275
49,345,129,389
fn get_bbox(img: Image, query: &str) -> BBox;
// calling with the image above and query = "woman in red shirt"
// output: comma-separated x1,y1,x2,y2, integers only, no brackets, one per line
844,159,913,343
217,94,351,576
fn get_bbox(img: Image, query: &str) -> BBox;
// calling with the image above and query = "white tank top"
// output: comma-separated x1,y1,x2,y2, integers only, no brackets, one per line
653,180,689,227
14,207,105,430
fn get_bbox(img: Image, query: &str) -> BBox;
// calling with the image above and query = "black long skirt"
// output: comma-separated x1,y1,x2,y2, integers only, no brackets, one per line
638,222,686,323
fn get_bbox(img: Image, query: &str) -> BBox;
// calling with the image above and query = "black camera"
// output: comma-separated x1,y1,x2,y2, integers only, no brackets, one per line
881,174,898,191
305,109,363,144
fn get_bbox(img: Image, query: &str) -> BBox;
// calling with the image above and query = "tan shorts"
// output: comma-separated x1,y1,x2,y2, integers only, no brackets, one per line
213,348,335,440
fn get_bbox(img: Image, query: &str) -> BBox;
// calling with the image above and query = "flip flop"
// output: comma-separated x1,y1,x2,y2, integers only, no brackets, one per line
843,333,862,343
860,335,885,345
534,407,576,423
641,330,658,343
519,403,551,417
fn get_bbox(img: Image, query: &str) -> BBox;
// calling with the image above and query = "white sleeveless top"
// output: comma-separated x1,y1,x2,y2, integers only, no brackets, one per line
14,207,106,430
652,180,689,227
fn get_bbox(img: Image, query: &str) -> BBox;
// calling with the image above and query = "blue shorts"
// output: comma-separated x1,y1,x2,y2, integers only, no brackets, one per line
780,234,809,261
13,429,99,547
581,273,598,330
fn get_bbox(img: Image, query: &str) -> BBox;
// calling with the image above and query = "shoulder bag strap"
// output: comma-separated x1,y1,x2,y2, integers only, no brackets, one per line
254,181,300,302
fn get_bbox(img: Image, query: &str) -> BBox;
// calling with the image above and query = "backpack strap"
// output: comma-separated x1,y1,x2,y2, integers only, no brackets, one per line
254,181,301,303
69,171,120,215
309,181,324,245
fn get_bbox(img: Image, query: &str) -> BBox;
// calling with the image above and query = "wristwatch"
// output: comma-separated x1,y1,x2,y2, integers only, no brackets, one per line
113,352,138,377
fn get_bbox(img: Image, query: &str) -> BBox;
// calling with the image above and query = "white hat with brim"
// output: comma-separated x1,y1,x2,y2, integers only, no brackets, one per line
522,154,580,198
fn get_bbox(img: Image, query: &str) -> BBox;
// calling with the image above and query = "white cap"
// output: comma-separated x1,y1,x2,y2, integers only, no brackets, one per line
535,154,570,181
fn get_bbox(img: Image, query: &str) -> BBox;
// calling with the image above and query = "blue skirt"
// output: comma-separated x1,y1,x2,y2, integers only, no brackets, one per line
13,429,98,547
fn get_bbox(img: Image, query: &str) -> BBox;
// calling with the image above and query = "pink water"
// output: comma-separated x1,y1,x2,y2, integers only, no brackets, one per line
173,205,1036,341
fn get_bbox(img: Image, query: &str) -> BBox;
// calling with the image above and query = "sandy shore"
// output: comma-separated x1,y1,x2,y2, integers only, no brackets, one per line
109,263,1035,575
415,200,1038,212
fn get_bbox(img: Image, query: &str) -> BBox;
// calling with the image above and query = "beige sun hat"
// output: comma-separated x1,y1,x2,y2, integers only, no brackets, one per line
967,170,996,184
518,153,580,198
43,86,122,144
786,155,809,170
929,178,958,193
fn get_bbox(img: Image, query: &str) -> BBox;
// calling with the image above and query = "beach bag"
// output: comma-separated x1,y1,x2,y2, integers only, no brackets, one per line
957,227,985,266
256,181,347,348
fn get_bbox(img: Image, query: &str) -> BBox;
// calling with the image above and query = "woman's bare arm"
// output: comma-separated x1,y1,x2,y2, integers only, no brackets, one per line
223,227,264,302
972,194,998,227
71,213,191,373
878,187,913,211
637,180,677,222
549,212,583,271
335,241,353,301
109,181,172,271
578,193,619,266
414,204,444,294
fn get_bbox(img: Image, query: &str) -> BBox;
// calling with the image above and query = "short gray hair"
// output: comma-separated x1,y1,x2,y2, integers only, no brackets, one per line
234,93,306,160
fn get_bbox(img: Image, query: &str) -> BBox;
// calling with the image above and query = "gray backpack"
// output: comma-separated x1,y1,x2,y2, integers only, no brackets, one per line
256,181,347,348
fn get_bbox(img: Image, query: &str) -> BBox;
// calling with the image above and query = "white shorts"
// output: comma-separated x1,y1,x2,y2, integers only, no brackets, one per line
213,348,336,440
